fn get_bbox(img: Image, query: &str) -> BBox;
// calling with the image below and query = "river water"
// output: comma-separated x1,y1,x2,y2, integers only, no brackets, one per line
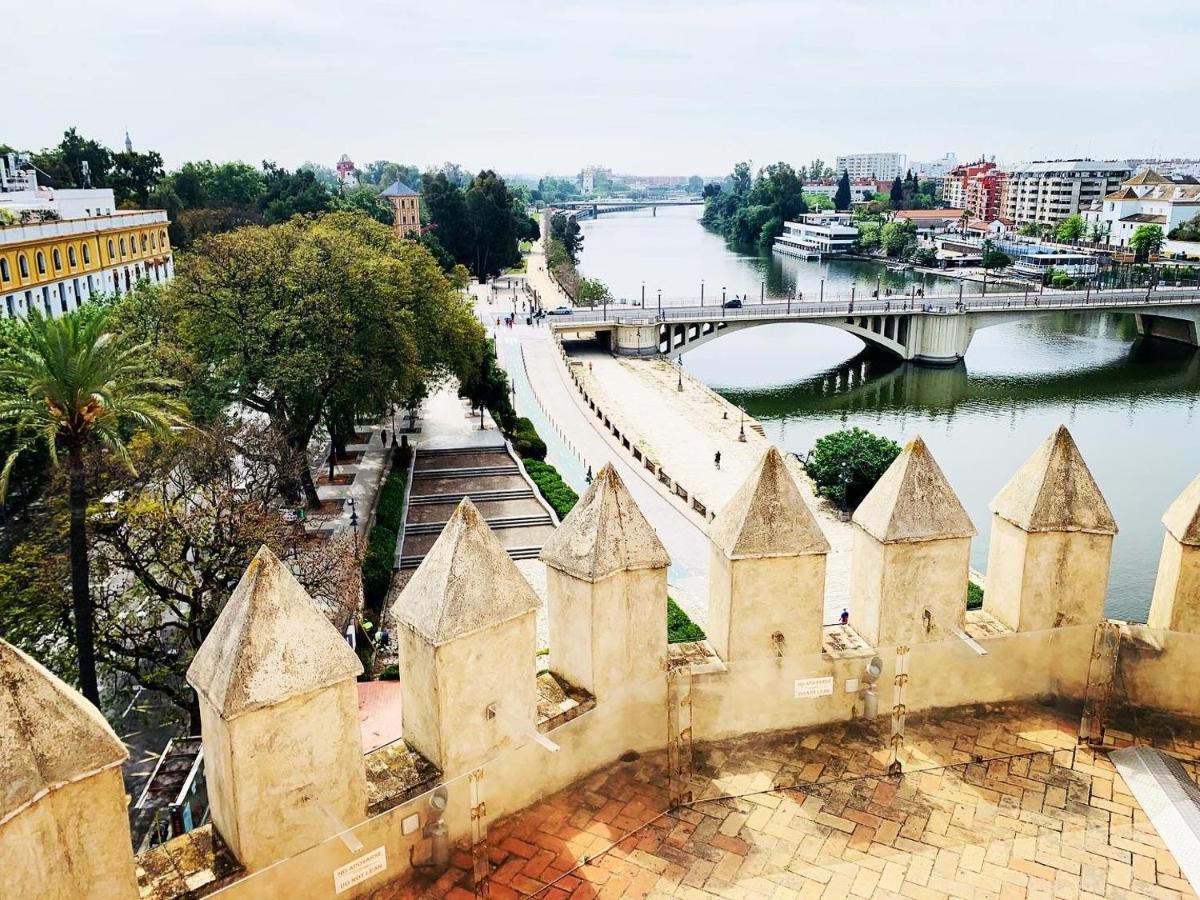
578,206,1200,621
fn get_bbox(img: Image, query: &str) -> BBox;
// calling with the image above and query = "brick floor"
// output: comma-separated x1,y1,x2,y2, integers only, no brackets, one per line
373,702,1200,898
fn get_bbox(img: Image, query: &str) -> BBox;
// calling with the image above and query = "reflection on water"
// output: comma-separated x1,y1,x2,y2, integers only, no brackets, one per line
581,208,1200,622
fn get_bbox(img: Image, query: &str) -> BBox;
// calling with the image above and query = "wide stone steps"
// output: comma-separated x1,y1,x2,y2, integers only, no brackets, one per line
405,515,551,535
412,466,519,478
417,446,509,458
399,545,543,570
408,488,535,505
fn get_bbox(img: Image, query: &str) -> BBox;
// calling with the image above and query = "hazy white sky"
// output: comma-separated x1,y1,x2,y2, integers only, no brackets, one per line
8,0,1198,176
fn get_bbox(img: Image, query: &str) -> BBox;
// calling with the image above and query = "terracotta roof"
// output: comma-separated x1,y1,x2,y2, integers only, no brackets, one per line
1105,187,1139,201
852,437,975,544
1119,213,1168,224
1124,169,1170,186
895,209,966,220
709,447,830,559
540,464,670,581
1,639,128,826
394,498,541,645
990,426,1116,535
187,546,363,718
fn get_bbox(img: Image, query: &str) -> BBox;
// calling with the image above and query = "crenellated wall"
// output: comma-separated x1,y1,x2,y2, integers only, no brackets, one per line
6,428,1200,899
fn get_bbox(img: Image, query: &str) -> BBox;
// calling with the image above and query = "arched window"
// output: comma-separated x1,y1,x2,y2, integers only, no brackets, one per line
150,232,157,249
68,246,77,267
82,244,91,265
107,239,115,259
52,249,62,271
120,238,127,256
140,234,147,252
36,251,46,275
160,229,168,247
0,259,9,282
19,255,29,278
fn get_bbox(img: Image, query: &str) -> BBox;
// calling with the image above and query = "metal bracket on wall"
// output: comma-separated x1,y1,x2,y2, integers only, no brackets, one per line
888,645,910,777
667,666,694,808
468,768,489,898
1079,621,1122,747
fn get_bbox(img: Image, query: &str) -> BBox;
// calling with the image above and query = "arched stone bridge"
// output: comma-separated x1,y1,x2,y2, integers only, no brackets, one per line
548,286,1200,364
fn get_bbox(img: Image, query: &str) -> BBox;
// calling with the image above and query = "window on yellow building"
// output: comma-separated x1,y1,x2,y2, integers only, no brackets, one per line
53,249,62,271
36,251,46,275
68,246,77,267
141,234,147,253
160,230,167,247
0,259,9,282
120,238,127,256
150,232,157,249
108,239,115,259
19,255,29,278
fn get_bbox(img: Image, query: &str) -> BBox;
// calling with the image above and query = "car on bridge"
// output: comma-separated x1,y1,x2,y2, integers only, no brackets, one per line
723,297,743,308
547,306,573,316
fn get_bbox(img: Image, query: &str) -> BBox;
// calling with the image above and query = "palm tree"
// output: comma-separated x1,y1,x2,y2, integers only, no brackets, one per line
0,308,186,706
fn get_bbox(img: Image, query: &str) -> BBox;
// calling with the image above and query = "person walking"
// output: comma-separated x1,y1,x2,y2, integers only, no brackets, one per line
714,450,721,470
379,627,391,651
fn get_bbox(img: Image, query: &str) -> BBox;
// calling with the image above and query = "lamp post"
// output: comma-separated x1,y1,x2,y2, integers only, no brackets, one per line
677,356,684,392
348,497,359,555
700,279,704,306
657,288,662,317
738,406,746,442
641,281,645,307
760,280,765,304
722,286,726,307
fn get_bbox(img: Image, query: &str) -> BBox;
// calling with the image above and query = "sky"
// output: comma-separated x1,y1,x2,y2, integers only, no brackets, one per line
7,0,1199,177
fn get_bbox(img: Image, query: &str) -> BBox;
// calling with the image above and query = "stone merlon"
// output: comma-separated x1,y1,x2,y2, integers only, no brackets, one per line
1163,472,1200,546
990,425,1117,535
1,639,128,825
186,546,362,719
394,497,541,645
709,446,830,559
539,464,670,581
852,436,975,543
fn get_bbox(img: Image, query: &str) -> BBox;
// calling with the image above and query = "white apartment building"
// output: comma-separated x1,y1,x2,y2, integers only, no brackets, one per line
834,152,907,182
1082,170,1200,248
1000,159,1130,227
773,213,858,257
913,153,958,179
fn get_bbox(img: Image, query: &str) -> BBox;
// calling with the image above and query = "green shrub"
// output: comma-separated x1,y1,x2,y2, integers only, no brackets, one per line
362,524,397,608
395,442,413,473
375,470,408,534
806,427,901,510
379,664,400,680
522,459,579,519
966,581,984,610
510,416,547,461
667,598,706,643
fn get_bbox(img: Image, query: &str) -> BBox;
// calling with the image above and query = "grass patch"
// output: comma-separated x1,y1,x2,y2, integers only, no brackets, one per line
668,597,705,643
522,458,578,520
966,581,984,610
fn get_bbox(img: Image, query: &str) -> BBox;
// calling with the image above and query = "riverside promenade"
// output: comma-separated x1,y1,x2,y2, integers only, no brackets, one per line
482,236,854,625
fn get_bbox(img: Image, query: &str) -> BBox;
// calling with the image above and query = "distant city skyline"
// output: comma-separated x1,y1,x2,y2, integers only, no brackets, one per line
8,0,1198,176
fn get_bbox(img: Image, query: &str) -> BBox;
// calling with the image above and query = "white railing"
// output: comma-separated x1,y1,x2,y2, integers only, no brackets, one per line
0,210,169,246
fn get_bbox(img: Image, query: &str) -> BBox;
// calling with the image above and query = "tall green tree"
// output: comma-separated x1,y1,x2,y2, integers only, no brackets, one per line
464,170,522,281
1130,224,1164,262
0,308,186,706
890,177,905,209
259,162,332,224
834,170,852,211
1054,214,1085,243
110,149,165,207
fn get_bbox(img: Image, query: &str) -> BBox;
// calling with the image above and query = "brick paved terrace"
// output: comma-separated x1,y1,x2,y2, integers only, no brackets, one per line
373,702,1200,899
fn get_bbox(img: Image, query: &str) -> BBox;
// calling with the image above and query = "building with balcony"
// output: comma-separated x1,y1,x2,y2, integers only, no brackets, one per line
1082,169,1200,248
773,213,858,257
1,156,173,319
834,152,907,182
1000,159,1130,227
942,160,1006,223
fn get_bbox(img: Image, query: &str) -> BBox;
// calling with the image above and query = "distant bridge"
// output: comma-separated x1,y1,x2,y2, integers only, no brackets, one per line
553,199,703,220
548,285,1200,365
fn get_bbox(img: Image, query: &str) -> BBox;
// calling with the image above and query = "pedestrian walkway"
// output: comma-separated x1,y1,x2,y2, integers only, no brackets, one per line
305,419,393,541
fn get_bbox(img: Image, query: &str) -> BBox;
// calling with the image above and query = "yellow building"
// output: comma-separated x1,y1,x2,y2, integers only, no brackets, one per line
379,179,421,238
1,155,173,319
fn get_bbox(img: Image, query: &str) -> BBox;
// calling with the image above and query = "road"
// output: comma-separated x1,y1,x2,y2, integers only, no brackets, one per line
473,245,713,623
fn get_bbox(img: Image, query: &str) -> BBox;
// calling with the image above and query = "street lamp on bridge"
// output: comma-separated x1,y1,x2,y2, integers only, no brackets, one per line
701,279,704,306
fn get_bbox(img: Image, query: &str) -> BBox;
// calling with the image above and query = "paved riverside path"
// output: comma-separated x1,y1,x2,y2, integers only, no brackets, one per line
478,247,713,624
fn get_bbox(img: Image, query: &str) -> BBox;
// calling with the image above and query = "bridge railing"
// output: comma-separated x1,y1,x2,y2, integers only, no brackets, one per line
551,284,1200,327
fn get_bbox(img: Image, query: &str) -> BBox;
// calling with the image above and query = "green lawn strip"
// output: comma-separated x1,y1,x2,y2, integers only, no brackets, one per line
667,597,705,643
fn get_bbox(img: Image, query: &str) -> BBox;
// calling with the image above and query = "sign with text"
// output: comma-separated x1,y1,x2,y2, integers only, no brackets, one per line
794,676,834,699
334,846,387,893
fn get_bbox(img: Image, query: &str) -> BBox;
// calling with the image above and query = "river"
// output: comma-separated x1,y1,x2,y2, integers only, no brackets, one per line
578,205,1200,622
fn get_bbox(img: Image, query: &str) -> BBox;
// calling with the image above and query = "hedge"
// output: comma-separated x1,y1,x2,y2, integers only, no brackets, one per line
522,458,578,520
375,469,408,534
510,416,547,461
362,524,397,609
667,598,705,643
966,581,984,610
